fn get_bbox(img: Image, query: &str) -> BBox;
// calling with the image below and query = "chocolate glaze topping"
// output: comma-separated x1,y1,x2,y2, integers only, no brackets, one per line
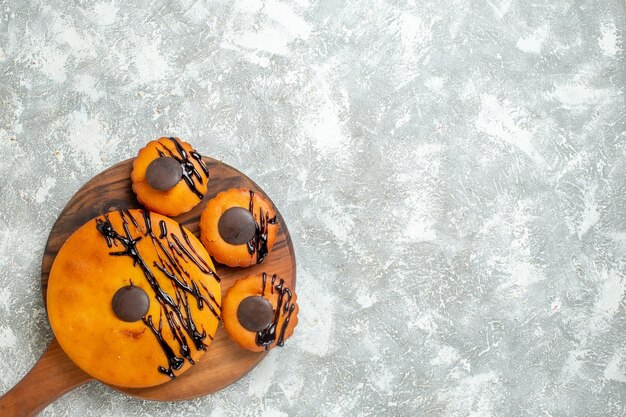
95,210,220,378
218,207,257,245
145,156,183,191
155,137,209,200
246,191,277,264
255,272,296,350
158,220,167,239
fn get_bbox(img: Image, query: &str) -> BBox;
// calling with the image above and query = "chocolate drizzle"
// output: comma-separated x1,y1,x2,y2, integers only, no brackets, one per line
95,210,220,378
112,284,150,322
143,312,184,378
124,209,140,228
261,271,278,297
255,273,296,350
159,220,167,239
155,137,208,200
246,191,277,264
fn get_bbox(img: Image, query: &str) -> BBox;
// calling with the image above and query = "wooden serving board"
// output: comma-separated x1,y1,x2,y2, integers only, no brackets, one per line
0,157,296,416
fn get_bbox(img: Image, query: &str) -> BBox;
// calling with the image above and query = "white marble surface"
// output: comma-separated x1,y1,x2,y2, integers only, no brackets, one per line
1,0,625,416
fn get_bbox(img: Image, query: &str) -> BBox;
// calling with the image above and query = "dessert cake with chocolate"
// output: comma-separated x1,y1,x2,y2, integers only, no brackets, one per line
199,188,278,267
46,209,221,388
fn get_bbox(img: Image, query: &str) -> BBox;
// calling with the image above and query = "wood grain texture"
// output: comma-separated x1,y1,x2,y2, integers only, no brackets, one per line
0,339,92,417
0,156,296,414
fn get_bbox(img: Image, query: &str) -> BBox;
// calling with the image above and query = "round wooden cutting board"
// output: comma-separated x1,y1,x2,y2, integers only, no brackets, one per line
0,156,296,416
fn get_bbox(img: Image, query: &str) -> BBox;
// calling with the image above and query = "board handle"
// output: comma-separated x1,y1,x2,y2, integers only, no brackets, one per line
0,337,93,417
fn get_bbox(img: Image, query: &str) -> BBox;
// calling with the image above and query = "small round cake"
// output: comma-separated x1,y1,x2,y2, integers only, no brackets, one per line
47,209,221,388
131,137,209,216
199,188,278,267
222,273,299,352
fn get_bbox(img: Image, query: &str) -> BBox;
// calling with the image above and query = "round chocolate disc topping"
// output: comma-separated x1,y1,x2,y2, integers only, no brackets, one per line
112,285,150,322
237,296,274,332
218,206,257,245
145,156,183,191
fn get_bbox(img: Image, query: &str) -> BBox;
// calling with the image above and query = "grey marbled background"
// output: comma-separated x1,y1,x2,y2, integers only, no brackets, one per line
1,0,625,415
